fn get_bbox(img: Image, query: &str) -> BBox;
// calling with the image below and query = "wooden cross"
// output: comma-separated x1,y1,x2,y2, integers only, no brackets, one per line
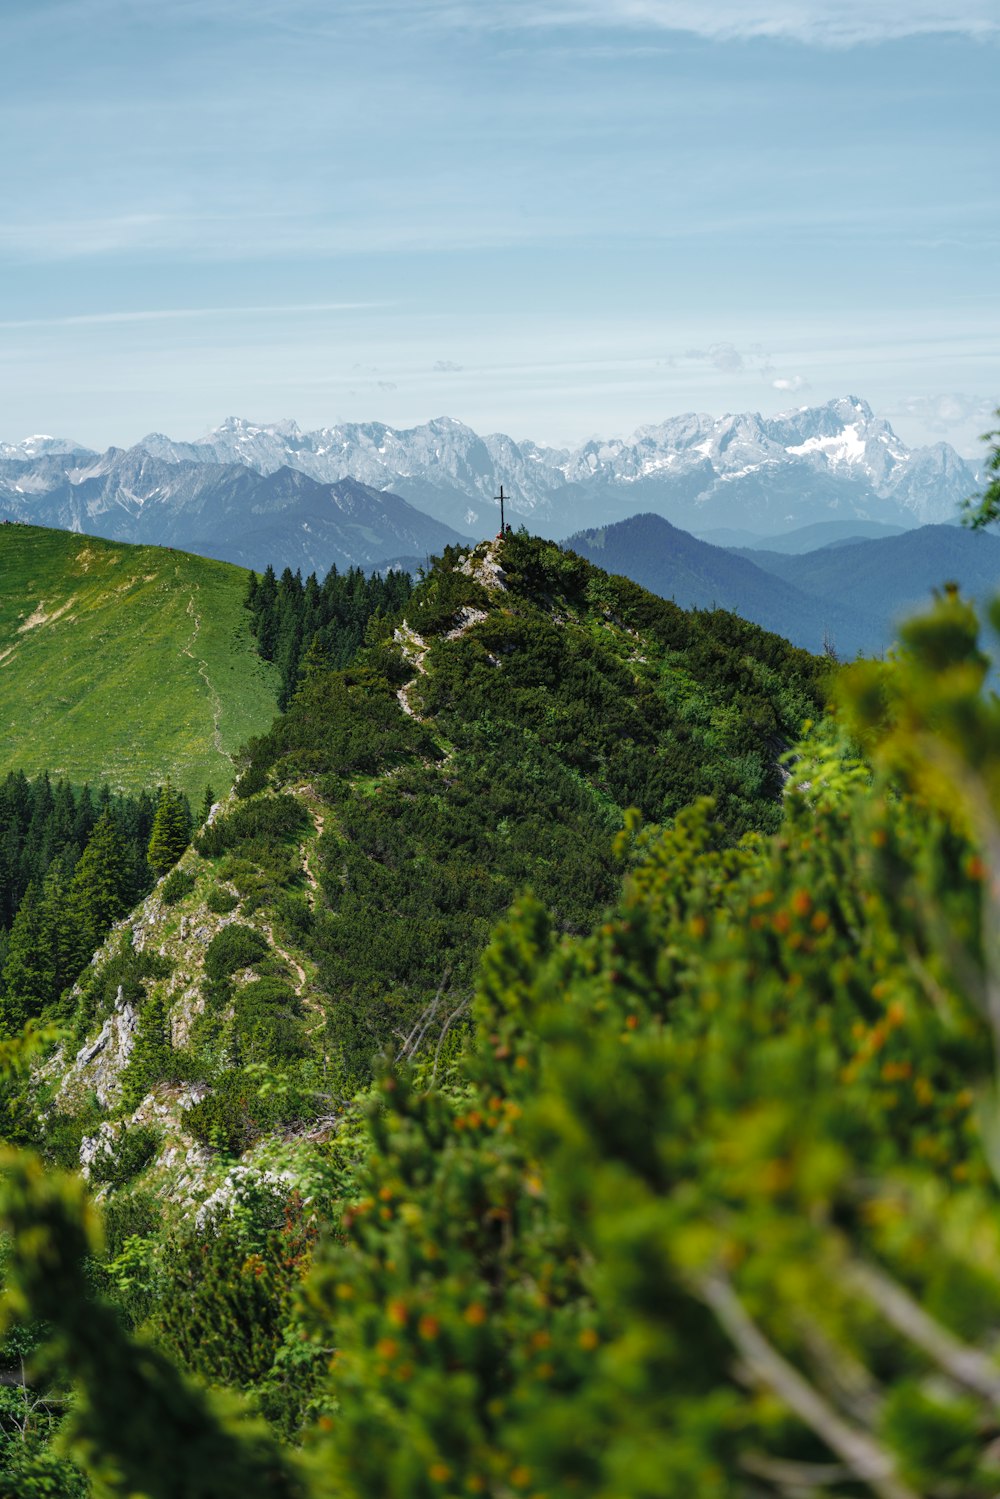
495,484,506,534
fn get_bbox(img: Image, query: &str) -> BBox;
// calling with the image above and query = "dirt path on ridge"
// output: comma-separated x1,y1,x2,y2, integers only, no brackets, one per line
181,586,226,758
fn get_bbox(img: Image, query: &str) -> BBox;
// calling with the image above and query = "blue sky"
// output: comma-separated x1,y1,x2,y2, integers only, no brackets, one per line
1,0,997,454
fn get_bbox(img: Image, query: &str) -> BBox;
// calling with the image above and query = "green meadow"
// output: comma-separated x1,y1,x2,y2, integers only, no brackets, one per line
0,525,278,800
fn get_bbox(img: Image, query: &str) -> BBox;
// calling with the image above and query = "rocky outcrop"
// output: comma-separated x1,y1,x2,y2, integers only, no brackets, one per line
60,986,140,1110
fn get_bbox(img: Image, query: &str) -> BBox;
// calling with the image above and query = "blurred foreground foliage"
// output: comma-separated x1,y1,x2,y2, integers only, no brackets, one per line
4,583,1000,1496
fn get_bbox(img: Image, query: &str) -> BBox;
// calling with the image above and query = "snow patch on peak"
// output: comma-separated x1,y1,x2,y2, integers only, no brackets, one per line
786,423,868,465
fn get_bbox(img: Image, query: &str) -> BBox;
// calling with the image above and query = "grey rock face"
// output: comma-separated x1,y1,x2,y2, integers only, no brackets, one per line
61,987,141,1110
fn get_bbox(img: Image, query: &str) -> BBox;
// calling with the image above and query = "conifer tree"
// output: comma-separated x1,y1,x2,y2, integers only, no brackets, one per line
70,811,132,953
0,882,54,1033
38,856,86,1012
147,782,192,878
199,784,216,825
120,989,172,1109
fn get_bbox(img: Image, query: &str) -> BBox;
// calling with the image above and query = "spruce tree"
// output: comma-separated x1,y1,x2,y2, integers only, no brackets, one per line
0,881,55,1032
120,988,172,1109
39,856,86,1012
147,781,192,878
70,811,132,953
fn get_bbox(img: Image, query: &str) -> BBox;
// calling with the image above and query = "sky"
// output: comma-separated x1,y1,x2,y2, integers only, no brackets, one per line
1,0,997,456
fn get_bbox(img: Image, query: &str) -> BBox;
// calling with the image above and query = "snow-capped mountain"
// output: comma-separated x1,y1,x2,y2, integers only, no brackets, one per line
0,398,982,569
0,434,92,460
135,396,981,535
0,447,465,574
138,415,564,534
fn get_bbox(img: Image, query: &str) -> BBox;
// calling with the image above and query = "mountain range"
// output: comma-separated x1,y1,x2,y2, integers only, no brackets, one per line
567,512,1000,660
0,397,981,575
0,451,464,575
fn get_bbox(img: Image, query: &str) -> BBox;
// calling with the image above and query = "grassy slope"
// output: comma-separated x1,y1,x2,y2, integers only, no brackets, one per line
0,525,278,799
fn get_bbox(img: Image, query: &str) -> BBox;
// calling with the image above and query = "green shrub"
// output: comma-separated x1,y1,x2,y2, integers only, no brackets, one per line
195,794,308,861
99,1188,164,1329
404,567,489,636
182,1089,250,1155
214,855,281,907
206,886,239,914
103,1187,161,1260
236,670,438,790
182,1073,275,1155
87,1124,159,1189
0,1449,89,1499
160,867,196,906
41,1095,104,1170
234,761,270,799
272,890,314,939
119,990,197,1110
154,1193,314,1392
203,924,270,983
233,978,305,1064
72,941,171,1039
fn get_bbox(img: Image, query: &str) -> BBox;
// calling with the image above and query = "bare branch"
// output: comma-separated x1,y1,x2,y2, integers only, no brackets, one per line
431,997,470,1087
740,1450,851,1491
847,1258,1000,1406
799,1319,884,1427
698,1272,919,1499
394,968,453,1065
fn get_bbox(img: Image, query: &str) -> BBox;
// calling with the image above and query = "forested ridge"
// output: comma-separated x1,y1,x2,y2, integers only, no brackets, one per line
1,533,998,1497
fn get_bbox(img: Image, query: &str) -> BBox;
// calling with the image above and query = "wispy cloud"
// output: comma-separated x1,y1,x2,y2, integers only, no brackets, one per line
682,342,745,374
541,2,1000,46
281,0,1000,46
0,303,386,331
22,0,997,46
677,343,777,379
893,392,997,433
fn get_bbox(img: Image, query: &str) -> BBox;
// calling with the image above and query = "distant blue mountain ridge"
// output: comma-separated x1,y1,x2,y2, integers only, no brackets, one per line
565,512,1000,660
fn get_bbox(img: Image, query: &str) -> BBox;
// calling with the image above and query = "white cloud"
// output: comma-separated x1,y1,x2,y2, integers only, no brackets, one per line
433,359,464,373
772,374,810,391
708,342,744,373
341,0,1000,46
885,393,998,459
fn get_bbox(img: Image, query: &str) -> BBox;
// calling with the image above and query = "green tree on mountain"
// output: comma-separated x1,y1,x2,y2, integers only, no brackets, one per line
147,782,192,878
71,811,132,952
0,882,54,1033
1,853,104,1032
